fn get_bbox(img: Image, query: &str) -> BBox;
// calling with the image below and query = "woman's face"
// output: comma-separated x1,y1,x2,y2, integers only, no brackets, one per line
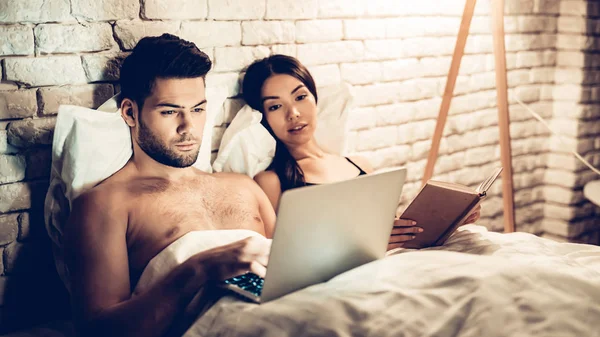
260,74,317,147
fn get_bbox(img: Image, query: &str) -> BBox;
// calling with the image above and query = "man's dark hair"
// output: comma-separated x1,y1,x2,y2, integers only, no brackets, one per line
118,33,212,109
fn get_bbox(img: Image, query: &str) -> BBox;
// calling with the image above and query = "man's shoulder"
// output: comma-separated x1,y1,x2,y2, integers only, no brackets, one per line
72,178,128,214
66,178,129,243
73,162,135,207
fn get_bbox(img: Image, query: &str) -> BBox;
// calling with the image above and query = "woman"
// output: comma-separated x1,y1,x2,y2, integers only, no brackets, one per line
242,55,480,249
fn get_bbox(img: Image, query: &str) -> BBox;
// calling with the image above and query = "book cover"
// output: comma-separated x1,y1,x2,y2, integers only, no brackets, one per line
399,167,503,249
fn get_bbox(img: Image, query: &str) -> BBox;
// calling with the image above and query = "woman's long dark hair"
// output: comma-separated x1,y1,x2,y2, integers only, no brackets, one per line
242,55,318,191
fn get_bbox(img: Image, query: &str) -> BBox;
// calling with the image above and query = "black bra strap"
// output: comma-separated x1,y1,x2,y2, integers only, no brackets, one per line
345,157,367,175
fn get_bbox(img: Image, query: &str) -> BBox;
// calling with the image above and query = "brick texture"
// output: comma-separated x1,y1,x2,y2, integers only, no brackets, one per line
1,0,600,333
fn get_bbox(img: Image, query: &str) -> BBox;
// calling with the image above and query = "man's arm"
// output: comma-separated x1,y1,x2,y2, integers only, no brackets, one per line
64,189,270,337
63,189,197,337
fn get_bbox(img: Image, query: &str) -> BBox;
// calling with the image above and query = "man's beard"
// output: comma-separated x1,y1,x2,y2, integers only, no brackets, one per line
137,118,199,168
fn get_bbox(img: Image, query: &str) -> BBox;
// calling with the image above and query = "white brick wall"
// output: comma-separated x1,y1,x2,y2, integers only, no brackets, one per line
297,41,364,65
1,2,600,330
0,25,34,56
114,21,180,50
214,46,270,72
0,0,74,23
317,0,364,18
206,72,241,98
180,21,242,48
308,64,341,87
363,39,400,60
266,0,318,19
71,0,139,21
38,84,115,115
380,58,420,81
344,19,386,40
242,21,295,45
81,53,129,82
354,82,401,106
366,0,466,17
387,17,460,38
0,154,26,184
271,44,297,57
0,90,37,120
560,0,588,16
356,126,397,151
541,0,600,244
5,56,88,86
347,107,376,131
143,0,207,19
0,131,17,154
340,62,381,85
208,0,265,20
296,20,343,43
35,23,116,54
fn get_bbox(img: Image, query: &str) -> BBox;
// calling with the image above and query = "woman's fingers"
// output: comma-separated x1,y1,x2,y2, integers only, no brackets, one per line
389,218,423,245
464,205,482,224
391,226,423,235
388,234,418,244
387,242,405,250
394,218,417,227
465,210,481,224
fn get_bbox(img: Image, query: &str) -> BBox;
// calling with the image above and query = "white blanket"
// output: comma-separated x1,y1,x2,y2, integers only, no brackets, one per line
133,229,267,296
136,226,600,337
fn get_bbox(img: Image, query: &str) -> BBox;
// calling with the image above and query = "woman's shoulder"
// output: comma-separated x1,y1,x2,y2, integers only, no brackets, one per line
346,155,374,174
254,170,281,188
254,170,282,210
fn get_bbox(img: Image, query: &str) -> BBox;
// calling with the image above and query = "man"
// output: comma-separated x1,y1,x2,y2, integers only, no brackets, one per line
63,34,275,337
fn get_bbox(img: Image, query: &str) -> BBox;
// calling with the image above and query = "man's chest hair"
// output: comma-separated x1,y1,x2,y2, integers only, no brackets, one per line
130,177,259,227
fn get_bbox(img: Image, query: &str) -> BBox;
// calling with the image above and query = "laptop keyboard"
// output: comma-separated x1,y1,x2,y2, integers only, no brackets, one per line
223,272,264,297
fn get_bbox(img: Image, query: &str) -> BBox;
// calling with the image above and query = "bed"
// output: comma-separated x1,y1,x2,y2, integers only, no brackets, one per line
6,224,600,337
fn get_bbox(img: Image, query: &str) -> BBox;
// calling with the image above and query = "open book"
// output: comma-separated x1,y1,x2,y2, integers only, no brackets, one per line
400,167,503,249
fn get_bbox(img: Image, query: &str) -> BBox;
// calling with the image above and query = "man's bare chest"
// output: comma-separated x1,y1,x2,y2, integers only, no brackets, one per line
126,181,264,273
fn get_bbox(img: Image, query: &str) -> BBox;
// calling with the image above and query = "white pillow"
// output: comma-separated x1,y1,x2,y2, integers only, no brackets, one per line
211,104,276,177
44,86,228,290
212,83,354,178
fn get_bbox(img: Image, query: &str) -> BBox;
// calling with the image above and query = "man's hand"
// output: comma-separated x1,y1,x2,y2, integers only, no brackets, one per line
164,236,272,336
388,218,423,250
464,205,482,224
196,236,271,281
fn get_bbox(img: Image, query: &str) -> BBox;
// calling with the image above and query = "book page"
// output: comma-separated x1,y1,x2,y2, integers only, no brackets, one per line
476,167,503,195
428,180,476,195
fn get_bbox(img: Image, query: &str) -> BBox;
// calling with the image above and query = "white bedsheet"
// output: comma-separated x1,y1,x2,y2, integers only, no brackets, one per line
7,226,599,337
179,225,600,337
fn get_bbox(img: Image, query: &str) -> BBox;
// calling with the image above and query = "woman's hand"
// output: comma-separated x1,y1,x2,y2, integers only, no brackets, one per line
463,204,481,224
388,218,423,250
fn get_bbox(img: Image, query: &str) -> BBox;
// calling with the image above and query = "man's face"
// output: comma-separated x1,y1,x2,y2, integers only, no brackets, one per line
134,77,207,168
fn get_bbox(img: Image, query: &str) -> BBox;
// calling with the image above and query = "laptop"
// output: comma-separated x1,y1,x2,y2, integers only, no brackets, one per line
219,167,407,303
